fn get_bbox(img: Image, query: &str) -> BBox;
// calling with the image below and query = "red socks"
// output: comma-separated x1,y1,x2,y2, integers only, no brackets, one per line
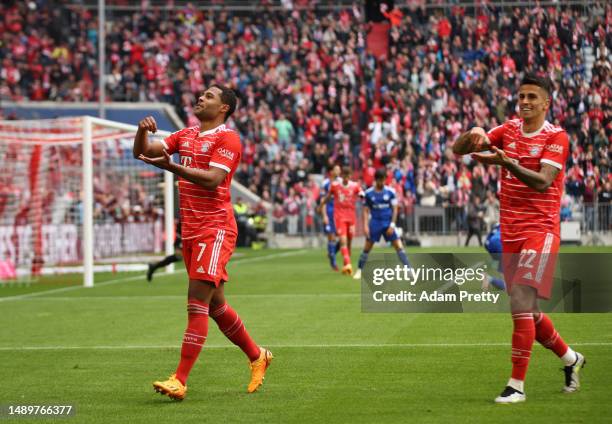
175,299,209,385
210,303,260,362
535,312,569,357
340,246,351,266
510,313,535,381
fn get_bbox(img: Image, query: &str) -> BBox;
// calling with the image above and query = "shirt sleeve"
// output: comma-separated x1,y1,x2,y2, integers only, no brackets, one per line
540,131,569,171
161,129,184,155
486,122,507,149
209,131,242,173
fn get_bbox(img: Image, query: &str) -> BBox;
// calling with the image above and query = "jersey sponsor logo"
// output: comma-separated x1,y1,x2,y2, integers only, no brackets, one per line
507,142,516,149
181,141,190,147
216,147,235,161
202,142,212,153
529,146,542,157
545,143,564,154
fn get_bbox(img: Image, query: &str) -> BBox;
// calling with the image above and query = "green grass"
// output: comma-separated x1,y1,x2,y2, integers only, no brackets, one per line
1,247,611,423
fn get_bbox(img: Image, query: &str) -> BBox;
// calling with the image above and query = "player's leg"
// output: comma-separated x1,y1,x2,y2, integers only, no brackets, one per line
529,234,584,392
153,275,215,400
325,210,339,271
147,252,182,282
353,239,374,280
495,284,536,403
208,231,273,393
326,233,339,271
336,222,352,275
390,232,411,267
533,310,585,392
209,283,260,362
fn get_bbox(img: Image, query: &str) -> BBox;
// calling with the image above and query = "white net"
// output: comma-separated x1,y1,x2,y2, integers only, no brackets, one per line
0,117,170,281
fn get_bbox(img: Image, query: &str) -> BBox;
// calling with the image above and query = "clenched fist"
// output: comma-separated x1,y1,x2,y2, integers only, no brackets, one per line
138,116,158,133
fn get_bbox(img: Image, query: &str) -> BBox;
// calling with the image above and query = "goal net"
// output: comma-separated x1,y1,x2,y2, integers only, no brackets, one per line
0,116,174,285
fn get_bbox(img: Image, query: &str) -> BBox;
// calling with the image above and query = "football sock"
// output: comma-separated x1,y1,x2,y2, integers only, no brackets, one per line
535,313,576,365
327,241,337,267
210,303,260,362
175,298,209,385
340,246,351,266
507,378,525,393
510,312,535,382
358,251,369,269
396,249,410,267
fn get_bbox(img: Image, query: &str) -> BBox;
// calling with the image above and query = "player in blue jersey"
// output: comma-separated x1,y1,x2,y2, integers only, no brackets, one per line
353,168,411,280
320,165,341,270
482,223,506,291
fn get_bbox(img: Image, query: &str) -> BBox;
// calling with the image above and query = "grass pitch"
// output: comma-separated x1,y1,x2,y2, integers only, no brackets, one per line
1,246,611,423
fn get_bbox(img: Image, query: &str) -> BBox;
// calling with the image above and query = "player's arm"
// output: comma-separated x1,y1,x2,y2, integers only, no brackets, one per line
168,161,227,190
473,147,560,193
452,127,492,155
317,190,332,215
133,116,166,158
363,204,370,238
138,150,227,190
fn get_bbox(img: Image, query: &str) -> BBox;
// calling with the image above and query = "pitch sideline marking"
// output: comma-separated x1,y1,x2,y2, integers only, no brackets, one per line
0,250,308,302
0,342,610,351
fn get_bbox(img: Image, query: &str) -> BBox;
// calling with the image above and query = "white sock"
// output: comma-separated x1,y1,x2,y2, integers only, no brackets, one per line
507,378,524,393
561,347,578,366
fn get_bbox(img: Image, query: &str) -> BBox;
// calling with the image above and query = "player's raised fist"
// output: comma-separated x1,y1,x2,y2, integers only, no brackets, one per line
138,116,157,133
468,127,489,151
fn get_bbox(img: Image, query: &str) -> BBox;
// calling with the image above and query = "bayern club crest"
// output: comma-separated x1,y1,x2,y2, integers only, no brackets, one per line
529,146,542,156
202,142,212,153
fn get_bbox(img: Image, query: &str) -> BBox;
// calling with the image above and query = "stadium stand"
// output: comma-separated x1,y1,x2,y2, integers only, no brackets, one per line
0,1,609,235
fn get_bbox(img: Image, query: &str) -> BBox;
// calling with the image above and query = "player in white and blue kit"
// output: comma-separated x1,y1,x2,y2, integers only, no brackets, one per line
320,165,341,270
353,169,411,280
483,223,506,290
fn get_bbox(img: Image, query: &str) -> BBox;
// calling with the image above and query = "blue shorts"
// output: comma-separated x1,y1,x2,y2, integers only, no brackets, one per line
324,209,336,235
368,221,399,243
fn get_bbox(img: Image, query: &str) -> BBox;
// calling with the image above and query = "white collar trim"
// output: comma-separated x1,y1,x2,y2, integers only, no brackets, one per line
199,123,226,137
521,120,548,138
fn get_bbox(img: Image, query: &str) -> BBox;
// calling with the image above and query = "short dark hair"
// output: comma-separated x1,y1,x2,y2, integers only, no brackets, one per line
521,73,552,97
209,84,237,121
375,168,386,181
341,166,351,177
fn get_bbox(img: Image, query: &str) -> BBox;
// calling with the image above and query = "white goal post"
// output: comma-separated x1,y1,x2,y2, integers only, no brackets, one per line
0,116,175,287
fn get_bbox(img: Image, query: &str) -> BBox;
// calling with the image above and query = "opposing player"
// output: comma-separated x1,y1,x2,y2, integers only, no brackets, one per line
318,166,363,276
134,84,272,400
147,220,182,282
320,165,341,270
453,74,584,403
353,168,410,280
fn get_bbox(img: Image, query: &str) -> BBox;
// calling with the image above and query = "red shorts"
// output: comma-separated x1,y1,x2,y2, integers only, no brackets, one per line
334,219,355,238
182,229,237,286
501,232,560,299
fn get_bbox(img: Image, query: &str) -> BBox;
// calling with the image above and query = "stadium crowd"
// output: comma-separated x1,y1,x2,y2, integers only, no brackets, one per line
0,1,610,232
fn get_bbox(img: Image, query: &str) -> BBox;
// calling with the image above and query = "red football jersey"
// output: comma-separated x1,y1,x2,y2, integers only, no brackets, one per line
163,123,241,240
487,119,569,240
330,180,362,221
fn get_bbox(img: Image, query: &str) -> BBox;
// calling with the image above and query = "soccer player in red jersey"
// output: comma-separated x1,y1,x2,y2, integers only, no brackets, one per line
318,166,363,276
453,74,584,404
134,84,272,400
